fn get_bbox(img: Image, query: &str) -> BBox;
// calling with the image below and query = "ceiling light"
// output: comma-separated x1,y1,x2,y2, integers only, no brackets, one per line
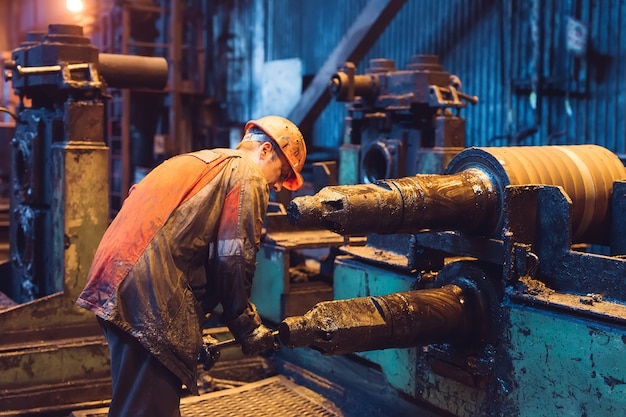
66,0,84,13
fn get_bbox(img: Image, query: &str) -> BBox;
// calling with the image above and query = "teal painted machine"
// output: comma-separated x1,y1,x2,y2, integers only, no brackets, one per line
250,206,365,323
258,55,626,416
282,144,626,416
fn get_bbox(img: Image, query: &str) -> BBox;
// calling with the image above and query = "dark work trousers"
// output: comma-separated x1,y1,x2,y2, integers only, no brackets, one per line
98,318,183,417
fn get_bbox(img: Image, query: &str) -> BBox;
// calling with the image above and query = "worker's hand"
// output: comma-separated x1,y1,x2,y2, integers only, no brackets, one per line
198,333,221,371
239,324,278,356
226,302,278,355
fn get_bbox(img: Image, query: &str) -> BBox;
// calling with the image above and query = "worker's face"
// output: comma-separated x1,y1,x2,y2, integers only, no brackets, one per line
259,142,292,192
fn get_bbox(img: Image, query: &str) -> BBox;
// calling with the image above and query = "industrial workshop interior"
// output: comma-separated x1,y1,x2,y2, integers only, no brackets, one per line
3,0,626,416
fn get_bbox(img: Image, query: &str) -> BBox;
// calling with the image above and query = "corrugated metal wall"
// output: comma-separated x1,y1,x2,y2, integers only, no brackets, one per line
265,0,626,154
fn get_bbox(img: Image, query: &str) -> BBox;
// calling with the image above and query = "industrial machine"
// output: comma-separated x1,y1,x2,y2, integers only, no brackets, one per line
250,204,366,324
257,54,626,416
3,21,626,416
282,143,626,416
0,24,167,414
330,54,477,184
251,55,476,325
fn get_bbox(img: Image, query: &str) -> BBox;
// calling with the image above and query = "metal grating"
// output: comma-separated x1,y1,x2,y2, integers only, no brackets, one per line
71,375,344,417
181,375,342,417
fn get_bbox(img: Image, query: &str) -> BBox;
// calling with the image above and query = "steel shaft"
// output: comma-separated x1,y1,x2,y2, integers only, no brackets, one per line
287,168,497,236
278,284,479,355
288,145,626,243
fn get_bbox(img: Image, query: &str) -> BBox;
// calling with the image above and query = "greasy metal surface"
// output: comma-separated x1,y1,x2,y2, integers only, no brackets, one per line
263,229,364,249
279,282,484,355
331,256,418,395
287,169,496,236
289,144,626,244
72,376,344,417
336,241,416,269
509,276,626,321
305,257,506,416
504,185,626,302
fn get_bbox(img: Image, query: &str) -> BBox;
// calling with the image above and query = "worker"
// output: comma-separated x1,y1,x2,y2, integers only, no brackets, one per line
76,115,307,417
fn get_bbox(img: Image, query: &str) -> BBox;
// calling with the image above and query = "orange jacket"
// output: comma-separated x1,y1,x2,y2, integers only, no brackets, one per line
77,149,269,393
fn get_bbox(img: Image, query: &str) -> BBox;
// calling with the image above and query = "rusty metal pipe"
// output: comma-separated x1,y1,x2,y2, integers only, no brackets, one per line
287,168,497,236
328,71,379,101
288,145,626,243
278,282,482,355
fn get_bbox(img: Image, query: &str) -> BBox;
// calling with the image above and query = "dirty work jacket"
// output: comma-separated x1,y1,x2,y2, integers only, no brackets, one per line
76,148,269,394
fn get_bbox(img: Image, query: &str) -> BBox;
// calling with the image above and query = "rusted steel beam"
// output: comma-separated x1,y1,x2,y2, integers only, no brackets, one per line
288,0,408,131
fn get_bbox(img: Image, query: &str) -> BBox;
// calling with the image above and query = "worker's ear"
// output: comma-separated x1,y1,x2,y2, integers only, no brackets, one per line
260,141,273,158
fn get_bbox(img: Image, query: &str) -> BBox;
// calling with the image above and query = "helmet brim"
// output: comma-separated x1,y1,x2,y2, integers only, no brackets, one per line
282,171,304,191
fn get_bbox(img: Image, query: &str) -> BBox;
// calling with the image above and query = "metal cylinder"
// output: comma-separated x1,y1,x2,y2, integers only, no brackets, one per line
98,53,168,90
288,145,626,243
279,282,481,355
328,71,378,101
362,139,400,183
446,144,626,242
287,168,497,235
7,25,169,96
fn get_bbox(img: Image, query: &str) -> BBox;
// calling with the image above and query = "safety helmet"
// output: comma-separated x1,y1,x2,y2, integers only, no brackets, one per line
245,115,307,191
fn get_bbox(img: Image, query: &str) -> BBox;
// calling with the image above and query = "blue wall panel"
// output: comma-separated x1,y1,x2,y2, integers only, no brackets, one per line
264,0,626,155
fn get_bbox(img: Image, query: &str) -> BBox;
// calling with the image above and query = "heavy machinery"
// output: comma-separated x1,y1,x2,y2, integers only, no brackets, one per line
281,143,626,416
3,22,625,415
330,54,477,185
0,24,167,414
250,55,476,325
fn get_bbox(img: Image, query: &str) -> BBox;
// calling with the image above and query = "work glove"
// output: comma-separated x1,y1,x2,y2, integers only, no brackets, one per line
239,324,278,356
198,333,220,371
226,302,278,356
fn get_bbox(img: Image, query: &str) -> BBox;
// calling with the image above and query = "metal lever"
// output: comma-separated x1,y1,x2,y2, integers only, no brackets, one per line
198,331,280,371
198,338,238,371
